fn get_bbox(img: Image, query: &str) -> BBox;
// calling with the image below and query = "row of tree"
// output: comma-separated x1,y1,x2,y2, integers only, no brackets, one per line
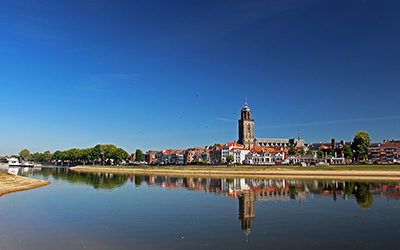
19,144,133,165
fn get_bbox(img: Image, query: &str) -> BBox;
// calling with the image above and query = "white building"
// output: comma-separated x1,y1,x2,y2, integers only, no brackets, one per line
244,147,286,165
221,142,249,164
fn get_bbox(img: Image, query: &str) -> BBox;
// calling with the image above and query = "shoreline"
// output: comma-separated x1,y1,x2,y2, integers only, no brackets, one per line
70,165,400,181
0,172,50,197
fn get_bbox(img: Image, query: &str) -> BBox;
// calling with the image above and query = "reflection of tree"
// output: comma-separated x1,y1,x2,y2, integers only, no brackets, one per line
135,175,144,187
41,168,128,190
354,183,373,209
289,186,297,200
344,182,355,195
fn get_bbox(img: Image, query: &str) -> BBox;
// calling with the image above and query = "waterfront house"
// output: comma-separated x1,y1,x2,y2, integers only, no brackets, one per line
221,142,249,164
369,140,400,164
244,146,286,165
145,150,159,165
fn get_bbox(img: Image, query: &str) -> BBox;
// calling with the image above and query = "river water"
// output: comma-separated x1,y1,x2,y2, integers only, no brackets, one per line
1,167,400,250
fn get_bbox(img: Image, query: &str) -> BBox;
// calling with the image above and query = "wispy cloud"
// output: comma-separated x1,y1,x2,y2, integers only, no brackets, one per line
257,115,400,130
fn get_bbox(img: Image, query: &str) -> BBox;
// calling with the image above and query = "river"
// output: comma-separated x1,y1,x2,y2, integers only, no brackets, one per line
0,167,400,249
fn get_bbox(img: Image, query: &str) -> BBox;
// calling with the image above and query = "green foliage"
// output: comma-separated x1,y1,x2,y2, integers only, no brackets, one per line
288,145,296,156
19,149,31,161
225,178,234,184
226,155,234,164
31,144,131,165
317,150,324,158
297,148,305,156
351,131,371,163
343,144,353,159
354,183,373,209
135,149,144,161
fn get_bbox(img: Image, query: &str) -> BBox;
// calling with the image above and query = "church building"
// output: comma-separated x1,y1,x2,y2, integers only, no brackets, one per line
238,102,305,149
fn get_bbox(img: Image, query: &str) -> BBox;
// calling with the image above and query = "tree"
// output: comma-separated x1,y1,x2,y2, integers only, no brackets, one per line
19,149,31,161
113,147,129,163
226,155,234,164
288,145,296,156
343,144,353,159
317,150,324,158
135,149,144,162
351,131,371,163
297,148,305,156
43,151,53,163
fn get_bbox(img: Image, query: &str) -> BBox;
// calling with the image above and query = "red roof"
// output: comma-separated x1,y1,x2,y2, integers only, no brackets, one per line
225,142,244,148
251,146,286,154
382,141,400,148
320,145,332,150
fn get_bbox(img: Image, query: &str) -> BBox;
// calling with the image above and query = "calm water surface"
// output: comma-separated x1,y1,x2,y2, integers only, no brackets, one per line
1,167,400,250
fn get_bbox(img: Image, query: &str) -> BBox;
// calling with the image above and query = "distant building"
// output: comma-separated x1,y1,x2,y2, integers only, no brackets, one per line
244,146,286,165
238,102,255,149
237,102,307,150
129,153,136,162
210,144,223,164
221,142,249,164
368,140,400,164
145,151,159,165
158,149,186,165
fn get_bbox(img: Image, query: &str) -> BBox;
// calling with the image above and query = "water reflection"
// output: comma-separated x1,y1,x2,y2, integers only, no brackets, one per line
23,167,129,190
22,168,400,234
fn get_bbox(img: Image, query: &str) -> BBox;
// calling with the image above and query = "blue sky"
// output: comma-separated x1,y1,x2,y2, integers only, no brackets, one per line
1,0,399,155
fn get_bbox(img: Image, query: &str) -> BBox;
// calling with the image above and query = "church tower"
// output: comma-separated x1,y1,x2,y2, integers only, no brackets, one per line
238,101,255,149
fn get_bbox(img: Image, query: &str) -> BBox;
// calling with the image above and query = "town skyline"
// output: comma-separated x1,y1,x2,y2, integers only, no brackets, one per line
1,0,400,155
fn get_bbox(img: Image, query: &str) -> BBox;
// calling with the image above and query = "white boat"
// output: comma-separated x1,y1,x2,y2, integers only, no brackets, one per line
7,157,21,167
21,162,35,167
7,167,19,175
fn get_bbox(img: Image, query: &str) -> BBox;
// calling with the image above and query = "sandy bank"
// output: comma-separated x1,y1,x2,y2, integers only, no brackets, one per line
0,172,49,196
70,166,400,181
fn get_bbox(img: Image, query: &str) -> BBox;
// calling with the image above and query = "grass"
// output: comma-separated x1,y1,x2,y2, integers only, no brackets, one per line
76,164,400,172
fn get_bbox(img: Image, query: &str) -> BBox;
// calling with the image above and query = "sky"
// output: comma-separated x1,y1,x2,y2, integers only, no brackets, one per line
1,0,400,155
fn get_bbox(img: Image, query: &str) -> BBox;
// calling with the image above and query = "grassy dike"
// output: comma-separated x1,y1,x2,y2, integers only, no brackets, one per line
70,165,400,181
0,172,49,197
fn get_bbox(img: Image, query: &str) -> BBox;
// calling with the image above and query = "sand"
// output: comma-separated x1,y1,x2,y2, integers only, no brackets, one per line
0,172,49,196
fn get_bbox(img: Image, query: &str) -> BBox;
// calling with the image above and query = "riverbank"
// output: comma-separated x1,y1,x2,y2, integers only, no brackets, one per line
71,165,400,181
0,172,49,196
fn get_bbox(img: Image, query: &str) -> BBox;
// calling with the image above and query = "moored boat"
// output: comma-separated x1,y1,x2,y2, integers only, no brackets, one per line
7,157,21,167
7,167,19,175
21,162,35,167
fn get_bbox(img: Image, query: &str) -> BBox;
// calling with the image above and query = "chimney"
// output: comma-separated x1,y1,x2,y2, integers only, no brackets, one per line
331,139,336,149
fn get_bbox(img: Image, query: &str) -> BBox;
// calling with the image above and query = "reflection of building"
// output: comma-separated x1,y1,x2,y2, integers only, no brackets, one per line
125,175,400,231
239,190,255,235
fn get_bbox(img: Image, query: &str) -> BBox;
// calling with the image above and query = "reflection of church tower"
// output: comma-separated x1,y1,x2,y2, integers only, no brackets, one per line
238,101,255,149
239,190,255,235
